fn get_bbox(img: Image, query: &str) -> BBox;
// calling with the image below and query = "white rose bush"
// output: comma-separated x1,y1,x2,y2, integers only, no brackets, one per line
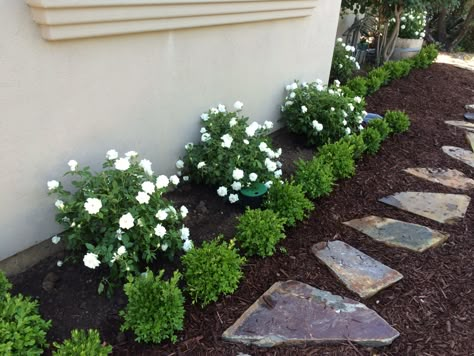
47,151,192,294
330,38,360,84
393,9,427,40
180,102,283,203
281,80,366,147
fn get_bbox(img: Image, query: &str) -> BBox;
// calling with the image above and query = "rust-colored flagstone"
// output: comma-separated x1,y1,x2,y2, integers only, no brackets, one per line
222,280,400,348
442,146,474,168
466,132,474,152
445,120,474,132
344,216,449,252
312,241,403,298
379,191,471,224
404,168,474,190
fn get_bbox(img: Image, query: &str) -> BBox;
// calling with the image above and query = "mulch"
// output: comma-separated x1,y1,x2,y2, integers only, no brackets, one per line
10,63,474,355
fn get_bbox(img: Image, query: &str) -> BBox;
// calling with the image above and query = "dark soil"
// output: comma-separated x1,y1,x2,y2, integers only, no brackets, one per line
10,63,474,355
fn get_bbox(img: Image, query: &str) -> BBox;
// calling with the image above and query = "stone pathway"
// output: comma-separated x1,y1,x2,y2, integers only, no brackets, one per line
442,146,474,168
466,132,474,152
404,167,474,190
379,192,471,224
445,120,474,132
312,241,403,298
344,216,449,252
222,280,400,347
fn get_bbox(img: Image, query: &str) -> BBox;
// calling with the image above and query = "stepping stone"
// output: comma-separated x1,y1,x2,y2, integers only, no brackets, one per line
379,191,471,224
466,132,474,152
344,216,449,252
442,146,474,168
312,241,403,298
404,167,474,190
445,120,474,132
465,113,474,122
222,280,400,348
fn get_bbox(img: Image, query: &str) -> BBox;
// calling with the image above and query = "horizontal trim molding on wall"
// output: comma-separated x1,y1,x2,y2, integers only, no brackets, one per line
25,0,318,41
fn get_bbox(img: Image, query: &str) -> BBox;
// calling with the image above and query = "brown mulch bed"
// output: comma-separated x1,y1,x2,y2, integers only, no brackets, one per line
10,63,474,355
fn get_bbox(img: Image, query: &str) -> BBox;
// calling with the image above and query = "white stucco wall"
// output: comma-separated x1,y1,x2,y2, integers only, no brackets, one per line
0,0,342,261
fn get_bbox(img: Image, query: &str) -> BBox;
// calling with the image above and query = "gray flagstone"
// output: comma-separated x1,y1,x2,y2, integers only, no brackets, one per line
404,167,474,190
442,146,474,168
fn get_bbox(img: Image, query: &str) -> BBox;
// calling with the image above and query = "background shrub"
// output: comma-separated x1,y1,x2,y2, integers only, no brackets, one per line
317,140,356,180
342,134,367,160
412,45,439,69
53,329,112,356
181,238,245,307
236,208,286,257
366,67,390,94
263,180,314,227
384,110,411,133
361,127,382,155
383,60,412,80
367,119,392,141
294,158,335,199
344,76,368,97
120,270,184,344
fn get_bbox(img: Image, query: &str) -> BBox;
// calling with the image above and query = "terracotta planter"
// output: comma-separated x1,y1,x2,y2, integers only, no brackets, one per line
390,38,424,61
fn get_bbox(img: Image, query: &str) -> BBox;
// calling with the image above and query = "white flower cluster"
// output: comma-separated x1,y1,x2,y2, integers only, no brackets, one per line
395,9,427,39
335,38,361,70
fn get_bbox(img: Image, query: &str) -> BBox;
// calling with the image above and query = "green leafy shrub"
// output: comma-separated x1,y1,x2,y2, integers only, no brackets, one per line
281,80,366,147
236,208,286,257
412,45,439,69
384,110,411,133
0,293,51,355
0,271,11,301
366,67,390,94
342,134,367,160
383,60,412,80
120,270,184,344
317,140,356,180
330,39,360,84
361,127,382,155
294,158,335,199
263,180,314,227
367,119,392,141
344,76,368,97
181,102,282,203
47,151,193,294
53,329,112,356
181,238,245,307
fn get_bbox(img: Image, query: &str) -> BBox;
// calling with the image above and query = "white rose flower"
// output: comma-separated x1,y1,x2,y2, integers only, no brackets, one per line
200,113,209,121
337,37,343,43
183,176,189,181
156,209,168,221
301,106,308,114
276,161,283,168
156,175,169,189
229,117,238,127
55,200,64,210
285,100,293,107
265,158,277,172
357,116,364,123
334,79,341,87
345,127,352,135
201,133,211,142
290,83,298,91
200,127,207,134
259,142,268,152
139,159,153,175
117,246,126,255
348,103,355,112
263,121,274,130
125,151,138,158
181,227,190,240
312,120,324,132
154,223,167,237
338,64,343,69
221,134,233,148
83,252,100,269
249,173,258,182
345,45,352,51
233,101,244,111
57,260,63,267
106,149,119,160
84,198,102,215
415,31,419,36
142,181,155,195
232,168,244,181
420,32,425,38
231,181,242,191
401,16,406,21
274,169,282,178
359,125,364,130
136,191,150,205
180,205,188,218
170,175,180,185
245,122,260,137
229,194,239,204
356,62,361,70
197,161,206,169
210,107,219,114
183,239,193,252
119,213,134,230
47,180,59,191
329,89,335,95
289,92,296,99
243,139,250,145
354,96,362,104
265,181,273,189
217,186,228,197
176,160,184,169
401,24,406,29
218,104,226,112
343,119,348,126
68,160,78,171
114,157,130,171
51,235,61,244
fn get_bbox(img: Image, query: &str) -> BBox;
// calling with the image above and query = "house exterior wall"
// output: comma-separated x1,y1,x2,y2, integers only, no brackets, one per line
0,0,341,261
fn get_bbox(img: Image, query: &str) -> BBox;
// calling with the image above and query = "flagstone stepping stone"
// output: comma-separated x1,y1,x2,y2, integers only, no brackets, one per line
442,146,474,168
466,132,474,152
465,113,474,122
445,120,474,132
312,241,403,298
404,167,474,190
222,280,400,348
379,191,471,224
344,216,449,252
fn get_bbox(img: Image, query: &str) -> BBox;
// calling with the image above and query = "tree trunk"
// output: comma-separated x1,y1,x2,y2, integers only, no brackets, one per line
447,5,474,51
438,6,448,44
383,4,403,62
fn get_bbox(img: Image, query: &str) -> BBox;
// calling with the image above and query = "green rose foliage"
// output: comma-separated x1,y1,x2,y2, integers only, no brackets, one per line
317,140,356,180
281,81,366,147
294,158,335,199
342,134,367,160
47,152,189,293
236,208,286,257
182,105,282,194
181,237,246,307
53,329,112,356
361,127,383,155
384,110,411,133
0,293,51,355
368,119,393,141
263,180,314,227
120,270,185,344
330,40,360,84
